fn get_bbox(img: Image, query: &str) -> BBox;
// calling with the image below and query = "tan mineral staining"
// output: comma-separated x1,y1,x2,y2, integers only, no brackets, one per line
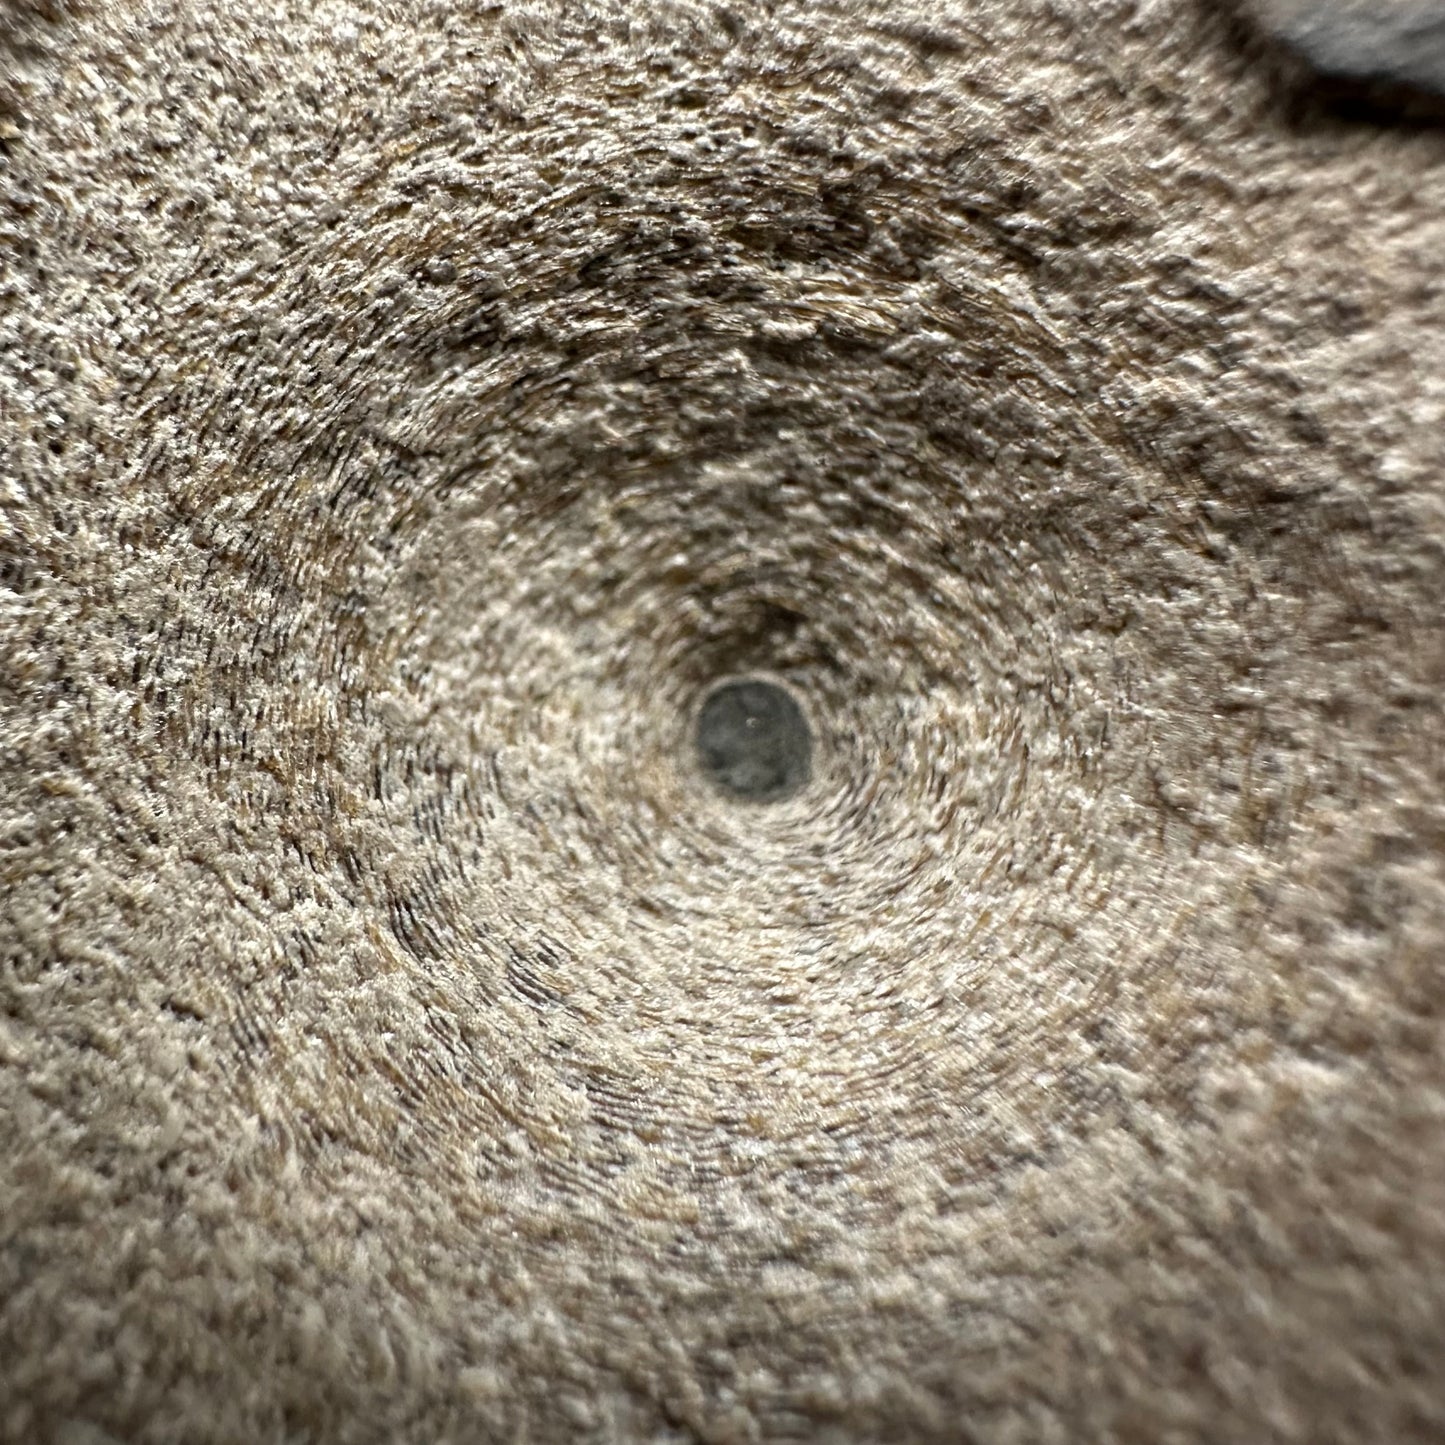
2,0,1444,1440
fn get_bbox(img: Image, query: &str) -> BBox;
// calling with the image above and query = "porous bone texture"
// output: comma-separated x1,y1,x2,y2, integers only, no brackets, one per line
2,1,1443,1441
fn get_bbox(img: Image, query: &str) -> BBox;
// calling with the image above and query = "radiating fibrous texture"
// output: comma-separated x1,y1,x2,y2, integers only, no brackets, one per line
2,1,1443,1440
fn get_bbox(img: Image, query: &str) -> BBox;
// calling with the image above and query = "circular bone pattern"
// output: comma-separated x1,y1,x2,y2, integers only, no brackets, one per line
2,1,1444,1441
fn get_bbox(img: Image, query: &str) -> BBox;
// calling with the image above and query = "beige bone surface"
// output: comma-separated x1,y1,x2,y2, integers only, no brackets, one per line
2,1,1443,1441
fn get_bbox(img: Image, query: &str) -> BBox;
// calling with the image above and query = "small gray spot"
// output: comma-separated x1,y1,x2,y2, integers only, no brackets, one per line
694,678,812,803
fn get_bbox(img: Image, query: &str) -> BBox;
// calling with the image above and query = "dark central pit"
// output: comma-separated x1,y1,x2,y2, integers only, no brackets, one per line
694,677,813,803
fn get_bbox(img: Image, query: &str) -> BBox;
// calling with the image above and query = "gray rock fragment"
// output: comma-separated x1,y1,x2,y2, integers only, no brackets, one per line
1244,0,1445,95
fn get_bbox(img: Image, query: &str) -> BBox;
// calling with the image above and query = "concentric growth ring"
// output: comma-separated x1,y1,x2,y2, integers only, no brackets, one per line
2,1,1443,1441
